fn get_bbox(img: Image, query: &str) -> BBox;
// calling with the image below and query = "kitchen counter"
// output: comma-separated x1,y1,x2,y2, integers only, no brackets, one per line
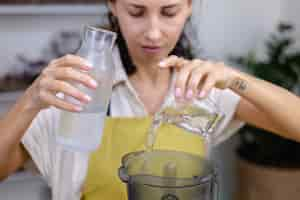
0,171,51,200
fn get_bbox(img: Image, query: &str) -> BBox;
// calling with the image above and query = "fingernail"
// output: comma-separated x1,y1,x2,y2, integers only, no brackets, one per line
74,106,83,112
84,61,93,68
81,65,92,71
198,91,206,98
84,95,92,102
186,89,194,100
158,60,167,67
90,79,98,88
175,87,182,98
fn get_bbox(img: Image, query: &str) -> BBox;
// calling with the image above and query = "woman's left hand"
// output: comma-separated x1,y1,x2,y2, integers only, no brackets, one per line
159,55,239,101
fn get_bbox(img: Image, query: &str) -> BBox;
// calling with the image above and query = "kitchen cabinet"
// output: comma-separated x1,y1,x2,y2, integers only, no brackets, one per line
0,0,103,4
0,0,36,3
39,0,103,4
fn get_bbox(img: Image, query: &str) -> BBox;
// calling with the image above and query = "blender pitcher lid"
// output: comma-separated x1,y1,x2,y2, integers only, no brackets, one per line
119,150,216,187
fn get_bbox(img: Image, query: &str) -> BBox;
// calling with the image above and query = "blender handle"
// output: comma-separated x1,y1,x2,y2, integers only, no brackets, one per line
212,172,219,200
118,167,129,183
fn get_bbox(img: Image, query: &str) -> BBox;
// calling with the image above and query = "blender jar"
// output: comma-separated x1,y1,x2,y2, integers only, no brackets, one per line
119,150,219,200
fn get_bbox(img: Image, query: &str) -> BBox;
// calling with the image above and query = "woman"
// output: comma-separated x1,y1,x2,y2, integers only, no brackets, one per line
1,0,300,199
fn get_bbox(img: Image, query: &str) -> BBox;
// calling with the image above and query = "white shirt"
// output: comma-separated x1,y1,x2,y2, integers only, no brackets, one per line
21,47,242,198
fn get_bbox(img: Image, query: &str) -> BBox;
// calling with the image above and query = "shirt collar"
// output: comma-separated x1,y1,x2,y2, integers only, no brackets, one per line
112,46,128,87
111,46,176,94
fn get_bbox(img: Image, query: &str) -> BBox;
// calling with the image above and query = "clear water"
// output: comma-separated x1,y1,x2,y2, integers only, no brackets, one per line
57,110,106,152
145,105,224,154
56,65,113,152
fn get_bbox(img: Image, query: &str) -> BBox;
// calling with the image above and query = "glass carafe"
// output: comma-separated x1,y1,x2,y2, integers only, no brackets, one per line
57,25,117,152
53,25,116,200
146,93,224,157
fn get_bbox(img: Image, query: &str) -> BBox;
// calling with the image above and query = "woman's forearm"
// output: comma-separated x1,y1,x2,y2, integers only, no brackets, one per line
0,89,40,165
230,71,300,138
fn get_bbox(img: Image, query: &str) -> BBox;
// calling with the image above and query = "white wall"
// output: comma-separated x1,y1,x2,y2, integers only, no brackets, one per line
0,13,104,77
199,0,281,60
280,0,300,47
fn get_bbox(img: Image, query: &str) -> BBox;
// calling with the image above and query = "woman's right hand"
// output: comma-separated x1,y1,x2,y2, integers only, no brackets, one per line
25,54,98,112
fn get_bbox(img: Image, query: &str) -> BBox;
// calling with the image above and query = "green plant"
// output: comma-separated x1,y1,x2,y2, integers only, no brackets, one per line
230,22,300,168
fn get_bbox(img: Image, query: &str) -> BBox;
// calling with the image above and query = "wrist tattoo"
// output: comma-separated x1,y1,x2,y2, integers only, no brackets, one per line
230,78,248,91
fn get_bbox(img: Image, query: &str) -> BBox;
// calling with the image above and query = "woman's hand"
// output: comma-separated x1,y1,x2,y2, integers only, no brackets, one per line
25,54,98,112
159,55,239,100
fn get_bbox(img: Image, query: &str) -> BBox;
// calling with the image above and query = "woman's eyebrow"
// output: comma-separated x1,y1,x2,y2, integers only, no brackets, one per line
127,3,145,9
126,3,181,9
162,4,181,9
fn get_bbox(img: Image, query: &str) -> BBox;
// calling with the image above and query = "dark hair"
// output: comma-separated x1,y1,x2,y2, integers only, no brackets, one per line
108,12,194,75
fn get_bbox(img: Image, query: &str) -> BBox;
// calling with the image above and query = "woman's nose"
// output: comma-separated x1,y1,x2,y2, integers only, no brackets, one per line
144,17,163,42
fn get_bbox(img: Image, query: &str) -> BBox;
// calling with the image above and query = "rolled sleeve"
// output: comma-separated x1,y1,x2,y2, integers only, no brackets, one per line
21,107,59,186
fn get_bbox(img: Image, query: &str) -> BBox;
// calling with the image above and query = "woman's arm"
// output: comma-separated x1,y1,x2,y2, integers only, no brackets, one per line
0,90,38,180
231,72,300,141
159,56,300,141
0,54,97,181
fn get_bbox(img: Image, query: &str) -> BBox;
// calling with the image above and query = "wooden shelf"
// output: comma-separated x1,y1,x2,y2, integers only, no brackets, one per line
0,0,103,3
0,4,107,15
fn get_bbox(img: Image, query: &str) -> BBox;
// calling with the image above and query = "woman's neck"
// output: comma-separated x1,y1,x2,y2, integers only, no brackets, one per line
130,62,171,88
129,62,172,115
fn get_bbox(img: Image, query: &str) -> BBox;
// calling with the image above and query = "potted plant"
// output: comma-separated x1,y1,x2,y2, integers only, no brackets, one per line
230,22,300,200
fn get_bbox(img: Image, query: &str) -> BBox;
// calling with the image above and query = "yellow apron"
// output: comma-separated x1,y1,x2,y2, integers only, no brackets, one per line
82,117,206,200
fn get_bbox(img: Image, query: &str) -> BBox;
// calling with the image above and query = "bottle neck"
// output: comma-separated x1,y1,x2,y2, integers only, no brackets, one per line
82,26,116,52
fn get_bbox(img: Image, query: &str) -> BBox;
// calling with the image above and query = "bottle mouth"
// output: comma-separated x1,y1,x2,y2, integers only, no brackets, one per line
83,25,117,50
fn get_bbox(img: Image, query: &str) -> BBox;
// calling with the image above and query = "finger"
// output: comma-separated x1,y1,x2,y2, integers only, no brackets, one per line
177,60,208,100
175,63,195,100
52,54,92,70
159,55,188,69
49,67,98,89
199,76,216,98
187,67,208,98
187,61,212,95
39,90,83,112
40,78,92,105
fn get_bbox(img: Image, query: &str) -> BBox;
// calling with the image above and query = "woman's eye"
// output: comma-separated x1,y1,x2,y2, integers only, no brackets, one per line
162,9,179,17
129,10,144,17
163,11,177,17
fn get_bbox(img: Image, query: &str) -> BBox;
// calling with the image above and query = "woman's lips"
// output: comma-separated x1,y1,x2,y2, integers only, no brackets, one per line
141,45,162,53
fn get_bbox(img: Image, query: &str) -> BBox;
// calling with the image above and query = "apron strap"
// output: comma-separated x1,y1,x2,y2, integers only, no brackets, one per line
106,101,111,116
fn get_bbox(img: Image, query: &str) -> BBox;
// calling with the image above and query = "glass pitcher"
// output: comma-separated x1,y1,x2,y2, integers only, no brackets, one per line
146,93,224,157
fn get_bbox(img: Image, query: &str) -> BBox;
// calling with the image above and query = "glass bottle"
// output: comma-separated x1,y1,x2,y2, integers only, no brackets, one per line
56,25,116,152
53,26,116,200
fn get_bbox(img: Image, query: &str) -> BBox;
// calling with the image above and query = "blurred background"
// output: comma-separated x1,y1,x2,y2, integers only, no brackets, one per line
0,0,299,200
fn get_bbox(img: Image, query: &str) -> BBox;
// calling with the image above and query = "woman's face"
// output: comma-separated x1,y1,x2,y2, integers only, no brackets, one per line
109,0,192,67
